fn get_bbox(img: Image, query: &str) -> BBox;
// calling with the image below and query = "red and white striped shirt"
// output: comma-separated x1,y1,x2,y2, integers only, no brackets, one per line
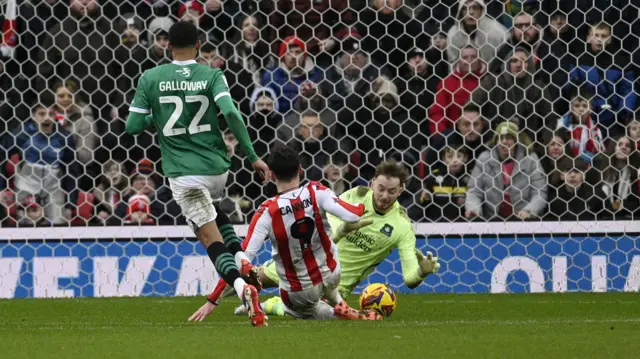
247,181,364,292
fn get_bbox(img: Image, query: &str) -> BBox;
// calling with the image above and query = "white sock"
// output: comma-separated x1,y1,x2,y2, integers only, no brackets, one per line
233,277,246,301
234,251,249,269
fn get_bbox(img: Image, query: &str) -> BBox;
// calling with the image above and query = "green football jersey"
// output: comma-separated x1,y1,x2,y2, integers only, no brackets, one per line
327,187,422,293
129,60,255,178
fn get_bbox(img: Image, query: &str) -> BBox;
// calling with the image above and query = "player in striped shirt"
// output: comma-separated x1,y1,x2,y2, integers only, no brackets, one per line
193,145,380,321
189,160,440,321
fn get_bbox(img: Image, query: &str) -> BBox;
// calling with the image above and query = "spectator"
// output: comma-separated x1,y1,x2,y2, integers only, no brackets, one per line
358,77,425,162
110,13,149,111
221,131,275,222
198,43,254,116
540,129,572,197
269,0,356,60
539,11,579,95
92,160,127,224
590,136,640,220
397,47,442,123
471,47,553,144
0,104,80,224
178,1,219,46
145,17,174,68
38,0,120,120
320,152,354,196
446,0,509,65
547,157,595,221
17,194,51,227
122,194,155,226
492,12,547,74
278,110,346,181
224,14,275,86
246,87,283,155
51,79,97,165
198,0,241,44
262,36,322,114
555,88,604,163
111,160,183,225
355,0,425,75
320,35,391,118
626,114,640,149
567,22,636,137
429,46,486,136
428,32,452,80
415,144,470,222
466,121,547,220
428,104,490,169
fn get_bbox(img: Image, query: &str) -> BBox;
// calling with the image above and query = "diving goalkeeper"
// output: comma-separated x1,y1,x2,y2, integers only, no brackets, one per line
189,160,440,321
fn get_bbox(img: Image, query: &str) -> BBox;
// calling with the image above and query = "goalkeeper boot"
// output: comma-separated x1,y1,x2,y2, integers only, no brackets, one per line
234,297,286,317
240,259,262,291
263,296,285,316
243,284,268,327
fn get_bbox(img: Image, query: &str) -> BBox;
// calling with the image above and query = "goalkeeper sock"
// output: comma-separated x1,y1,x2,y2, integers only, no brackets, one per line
215,208,249,267
206,241,246,301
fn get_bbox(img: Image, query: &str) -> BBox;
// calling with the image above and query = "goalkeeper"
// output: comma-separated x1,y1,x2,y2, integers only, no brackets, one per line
189,160,440,321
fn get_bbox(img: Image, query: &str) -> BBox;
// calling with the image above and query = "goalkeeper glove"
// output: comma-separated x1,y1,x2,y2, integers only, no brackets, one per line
333,219,374,243
416,250,440,278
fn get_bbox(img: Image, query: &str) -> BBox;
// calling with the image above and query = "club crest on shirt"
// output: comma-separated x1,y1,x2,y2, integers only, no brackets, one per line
176,67,191,77
380,224,394,237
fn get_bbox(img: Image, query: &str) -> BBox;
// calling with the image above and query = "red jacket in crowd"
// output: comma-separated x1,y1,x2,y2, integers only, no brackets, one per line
428,69,484,135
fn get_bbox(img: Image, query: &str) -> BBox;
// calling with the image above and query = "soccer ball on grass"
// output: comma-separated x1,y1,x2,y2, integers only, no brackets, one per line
359,283,397,317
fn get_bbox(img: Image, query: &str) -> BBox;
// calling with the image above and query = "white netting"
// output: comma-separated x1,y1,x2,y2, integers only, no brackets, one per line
1,0,640,298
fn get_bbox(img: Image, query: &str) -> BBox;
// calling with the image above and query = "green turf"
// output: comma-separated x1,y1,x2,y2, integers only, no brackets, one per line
0,293,639,358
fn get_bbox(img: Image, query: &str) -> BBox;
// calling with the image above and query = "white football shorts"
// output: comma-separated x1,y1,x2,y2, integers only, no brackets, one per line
168,172,228,230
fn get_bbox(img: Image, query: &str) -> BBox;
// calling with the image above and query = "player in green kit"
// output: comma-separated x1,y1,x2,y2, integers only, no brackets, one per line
125,21,269,326
188,160,441,321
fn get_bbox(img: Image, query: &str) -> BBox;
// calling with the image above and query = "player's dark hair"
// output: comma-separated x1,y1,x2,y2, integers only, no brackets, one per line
374,160,410,186
168,21,199,49
268,144,300,182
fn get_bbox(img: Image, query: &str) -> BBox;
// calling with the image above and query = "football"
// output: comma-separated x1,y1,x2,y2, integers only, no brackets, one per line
359,283,397,317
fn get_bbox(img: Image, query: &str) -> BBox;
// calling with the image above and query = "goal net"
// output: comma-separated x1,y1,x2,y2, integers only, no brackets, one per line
1,0,639,298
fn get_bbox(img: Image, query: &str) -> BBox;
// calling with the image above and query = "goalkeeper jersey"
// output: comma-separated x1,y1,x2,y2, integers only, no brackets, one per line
128,59,258,178
327,186,422,292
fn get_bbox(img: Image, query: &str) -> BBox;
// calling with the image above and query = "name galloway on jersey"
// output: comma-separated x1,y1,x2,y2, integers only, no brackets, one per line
159,81,208,92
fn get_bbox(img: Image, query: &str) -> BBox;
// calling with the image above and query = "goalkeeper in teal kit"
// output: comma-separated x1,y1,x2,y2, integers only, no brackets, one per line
126,21,269,326
189,160,441,321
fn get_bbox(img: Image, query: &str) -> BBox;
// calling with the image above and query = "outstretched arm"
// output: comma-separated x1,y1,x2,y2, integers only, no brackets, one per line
315,184,365,223
397,230,440,289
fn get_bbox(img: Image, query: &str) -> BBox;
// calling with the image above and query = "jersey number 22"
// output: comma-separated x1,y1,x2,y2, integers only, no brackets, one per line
160,95,211,136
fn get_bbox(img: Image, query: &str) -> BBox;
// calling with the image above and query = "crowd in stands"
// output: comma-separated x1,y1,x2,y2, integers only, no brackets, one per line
0,0,639,226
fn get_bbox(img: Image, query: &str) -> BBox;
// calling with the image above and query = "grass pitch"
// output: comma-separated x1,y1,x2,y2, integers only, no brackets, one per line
0,293,638,359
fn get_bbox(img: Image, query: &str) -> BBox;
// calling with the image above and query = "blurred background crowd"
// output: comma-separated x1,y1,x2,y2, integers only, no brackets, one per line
0,0,639,227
